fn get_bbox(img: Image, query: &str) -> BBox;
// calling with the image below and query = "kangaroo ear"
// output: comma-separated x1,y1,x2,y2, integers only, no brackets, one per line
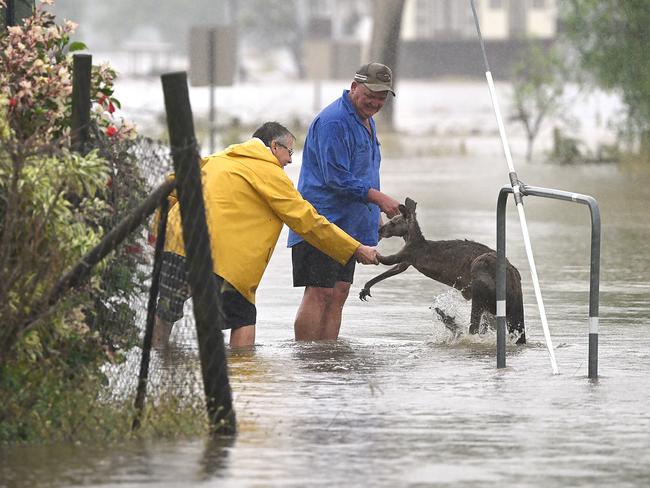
398,204,408,216
405,198,417,213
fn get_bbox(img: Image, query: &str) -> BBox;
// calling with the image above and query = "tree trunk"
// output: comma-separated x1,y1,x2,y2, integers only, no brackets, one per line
641,129,650,163
368,0,405,129
526,134,535,163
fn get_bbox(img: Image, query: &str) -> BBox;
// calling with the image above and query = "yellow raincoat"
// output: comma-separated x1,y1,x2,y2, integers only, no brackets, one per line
163,138,360,304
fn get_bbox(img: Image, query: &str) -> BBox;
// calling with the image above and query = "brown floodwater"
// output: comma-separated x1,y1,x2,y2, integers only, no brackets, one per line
2,154,649,488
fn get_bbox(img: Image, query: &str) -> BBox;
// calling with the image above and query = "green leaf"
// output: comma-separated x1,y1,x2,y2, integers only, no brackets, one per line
69,42,88,52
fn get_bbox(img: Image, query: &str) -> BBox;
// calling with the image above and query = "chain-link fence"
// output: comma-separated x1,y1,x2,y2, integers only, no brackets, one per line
86,125,211,425
4,126,232,441
83,95,235,434
1,15,237,440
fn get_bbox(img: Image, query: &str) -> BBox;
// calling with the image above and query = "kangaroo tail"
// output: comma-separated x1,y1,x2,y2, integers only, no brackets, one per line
434,307,461,336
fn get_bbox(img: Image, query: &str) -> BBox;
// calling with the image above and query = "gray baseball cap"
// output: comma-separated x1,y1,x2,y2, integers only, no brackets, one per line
354,62,395,96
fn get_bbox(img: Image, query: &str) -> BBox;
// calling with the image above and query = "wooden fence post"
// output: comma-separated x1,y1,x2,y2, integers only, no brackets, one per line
2,0,34,28
71,54,92,154
160,71,236,435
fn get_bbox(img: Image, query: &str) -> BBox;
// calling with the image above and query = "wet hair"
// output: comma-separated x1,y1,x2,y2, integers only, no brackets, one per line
252,121,295,147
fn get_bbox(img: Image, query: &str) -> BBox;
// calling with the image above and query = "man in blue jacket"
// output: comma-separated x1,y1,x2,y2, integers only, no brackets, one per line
288,62,401,341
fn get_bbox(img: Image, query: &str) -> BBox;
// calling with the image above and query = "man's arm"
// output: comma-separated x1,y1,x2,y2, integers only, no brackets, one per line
258,167,367,265
367,188,400,218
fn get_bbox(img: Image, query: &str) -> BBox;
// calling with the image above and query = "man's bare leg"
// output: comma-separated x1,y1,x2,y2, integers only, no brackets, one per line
230,324,255,349
294,281,351,341
294,287,332,341
320,281,351,340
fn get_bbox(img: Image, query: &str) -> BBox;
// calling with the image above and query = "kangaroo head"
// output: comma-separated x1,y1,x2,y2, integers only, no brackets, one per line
378,198,418,239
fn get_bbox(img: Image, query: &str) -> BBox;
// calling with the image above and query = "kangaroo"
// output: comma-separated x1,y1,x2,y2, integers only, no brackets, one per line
360,198,526,344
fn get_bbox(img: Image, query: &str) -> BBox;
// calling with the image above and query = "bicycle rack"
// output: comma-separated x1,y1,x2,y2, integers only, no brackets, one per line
496,184,601,378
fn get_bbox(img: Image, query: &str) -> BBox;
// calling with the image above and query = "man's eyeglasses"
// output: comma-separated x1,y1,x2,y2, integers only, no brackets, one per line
276,142,294,156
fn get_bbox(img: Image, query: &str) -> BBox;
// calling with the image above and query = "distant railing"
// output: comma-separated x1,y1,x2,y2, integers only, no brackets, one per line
496,184,601,379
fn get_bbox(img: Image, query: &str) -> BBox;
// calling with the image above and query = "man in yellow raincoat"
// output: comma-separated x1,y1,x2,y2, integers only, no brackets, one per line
154,122,378,349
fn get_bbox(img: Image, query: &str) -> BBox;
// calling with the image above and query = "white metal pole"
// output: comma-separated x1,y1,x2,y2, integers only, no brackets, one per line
470,0,558,374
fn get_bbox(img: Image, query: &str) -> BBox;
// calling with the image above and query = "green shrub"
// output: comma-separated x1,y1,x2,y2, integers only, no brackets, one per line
0,1,181,443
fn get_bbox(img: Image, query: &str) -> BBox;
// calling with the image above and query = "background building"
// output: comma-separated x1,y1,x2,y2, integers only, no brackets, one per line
46,0,558,81
302,0,558,79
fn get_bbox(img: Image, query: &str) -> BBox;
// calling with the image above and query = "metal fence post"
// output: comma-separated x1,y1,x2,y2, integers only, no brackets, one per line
161,71,236,434
586,197,600,379
496,188,509,368
133,197,169,431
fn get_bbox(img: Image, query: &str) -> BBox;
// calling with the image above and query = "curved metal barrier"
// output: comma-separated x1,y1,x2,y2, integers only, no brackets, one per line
496,184,601,378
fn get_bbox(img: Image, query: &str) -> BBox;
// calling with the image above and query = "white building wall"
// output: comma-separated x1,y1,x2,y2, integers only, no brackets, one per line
527,0,557,38
401,0,556,41
401,0,419,40
479,0,508,40
402,0,480,40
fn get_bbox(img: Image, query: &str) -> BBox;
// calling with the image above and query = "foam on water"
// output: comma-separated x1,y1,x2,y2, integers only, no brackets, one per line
427,289,525,349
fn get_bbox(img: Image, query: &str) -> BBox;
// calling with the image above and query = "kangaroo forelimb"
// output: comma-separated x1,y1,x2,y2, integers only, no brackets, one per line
359,262,410,301
377,252,406,266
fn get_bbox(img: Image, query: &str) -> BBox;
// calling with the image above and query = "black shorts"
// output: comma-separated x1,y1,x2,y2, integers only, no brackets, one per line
156,252,256,329
291,241,356,288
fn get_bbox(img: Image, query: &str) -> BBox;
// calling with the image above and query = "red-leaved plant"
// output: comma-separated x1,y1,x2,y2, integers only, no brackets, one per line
0,0,135,144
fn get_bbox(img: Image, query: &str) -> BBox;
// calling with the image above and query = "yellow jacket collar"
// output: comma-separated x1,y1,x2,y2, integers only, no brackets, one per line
222,137,281,167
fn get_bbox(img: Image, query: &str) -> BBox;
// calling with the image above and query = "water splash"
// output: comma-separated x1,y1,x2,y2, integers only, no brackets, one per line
428,289,520,349
429,289,471,344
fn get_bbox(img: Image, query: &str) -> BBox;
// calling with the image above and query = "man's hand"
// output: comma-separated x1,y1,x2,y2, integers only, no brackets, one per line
354,245,379,265
367,189,400,218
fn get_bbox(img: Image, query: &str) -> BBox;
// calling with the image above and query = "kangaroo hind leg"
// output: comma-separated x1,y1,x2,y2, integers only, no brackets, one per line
507,292,526,345
469,298,485,335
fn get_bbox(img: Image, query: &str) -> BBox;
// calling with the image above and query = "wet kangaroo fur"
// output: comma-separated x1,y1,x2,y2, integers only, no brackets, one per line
360,198,526,344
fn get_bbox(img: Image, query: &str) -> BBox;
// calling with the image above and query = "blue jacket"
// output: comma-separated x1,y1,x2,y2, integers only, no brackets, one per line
288,89,382,247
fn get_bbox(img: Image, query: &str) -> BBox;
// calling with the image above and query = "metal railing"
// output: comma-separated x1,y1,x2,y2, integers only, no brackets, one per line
496,184,601,378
